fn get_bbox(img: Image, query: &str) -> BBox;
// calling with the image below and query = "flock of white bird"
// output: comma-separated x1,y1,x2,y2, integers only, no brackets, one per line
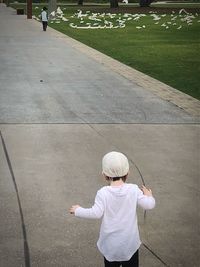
33,7,200,30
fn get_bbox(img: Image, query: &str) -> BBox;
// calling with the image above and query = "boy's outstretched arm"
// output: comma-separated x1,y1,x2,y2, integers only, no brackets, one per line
137,185,155,210
69,192,104,219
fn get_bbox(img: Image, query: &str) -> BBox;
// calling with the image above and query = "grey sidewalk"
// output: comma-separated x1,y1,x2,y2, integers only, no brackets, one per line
0,3,199,267
0,4,199,124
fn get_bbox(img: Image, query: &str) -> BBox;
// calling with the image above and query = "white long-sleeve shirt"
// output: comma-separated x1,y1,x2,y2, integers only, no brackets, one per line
41,10,48,22
75,183,155,261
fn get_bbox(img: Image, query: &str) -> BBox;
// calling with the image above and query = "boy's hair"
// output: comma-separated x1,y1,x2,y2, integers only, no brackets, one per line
43,7,47,11
105,174,128,182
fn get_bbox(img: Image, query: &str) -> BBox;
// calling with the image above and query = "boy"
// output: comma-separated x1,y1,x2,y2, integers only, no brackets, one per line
69,151,155,267
41,7,48,31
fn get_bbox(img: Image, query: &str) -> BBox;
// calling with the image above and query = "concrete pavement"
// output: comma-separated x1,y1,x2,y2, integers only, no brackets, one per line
0,4,199,123
0,124,199,267
0,3,199,267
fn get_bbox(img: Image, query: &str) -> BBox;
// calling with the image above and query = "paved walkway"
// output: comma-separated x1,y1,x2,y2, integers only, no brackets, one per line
0,4,199,267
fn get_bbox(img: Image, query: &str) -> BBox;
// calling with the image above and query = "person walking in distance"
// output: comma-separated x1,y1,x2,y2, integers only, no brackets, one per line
69,151,156,267
41,7,48,31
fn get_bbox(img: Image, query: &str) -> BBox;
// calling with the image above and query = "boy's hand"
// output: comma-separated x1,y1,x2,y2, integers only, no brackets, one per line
141,185,153,197
69,205,80,214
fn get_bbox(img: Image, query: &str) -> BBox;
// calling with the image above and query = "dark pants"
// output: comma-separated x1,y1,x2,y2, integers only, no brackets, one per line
42,21,48,31
104,250,139,267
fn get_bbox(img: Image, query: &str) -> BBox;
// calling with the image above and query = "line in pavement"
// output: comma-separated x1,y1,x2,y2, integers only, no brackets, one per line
143,243,170,267
0,122,198,125
0,131,31,267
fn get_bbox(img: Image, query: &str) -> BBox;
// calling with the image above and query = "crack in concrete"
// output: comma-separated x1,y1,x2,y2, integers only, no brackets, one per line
0,130,31,267
143,243,170,267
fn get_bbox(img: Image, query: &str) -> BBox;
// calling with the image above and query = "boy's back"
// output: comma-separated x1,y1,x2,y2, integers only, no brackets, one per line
96,183,155,262
97,183,141,262
41,10,48,22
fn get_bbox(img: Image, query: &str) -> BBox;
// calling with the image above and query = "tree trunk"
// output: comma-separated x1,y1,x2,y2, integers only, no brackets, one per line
139,0,153,7
110,0,118,8
27,0,32,19
78,0,83,5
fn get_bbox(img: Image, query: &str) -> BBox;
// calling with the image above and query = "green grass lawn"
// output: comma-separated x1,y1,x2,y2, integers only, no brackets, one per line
12,3,200,99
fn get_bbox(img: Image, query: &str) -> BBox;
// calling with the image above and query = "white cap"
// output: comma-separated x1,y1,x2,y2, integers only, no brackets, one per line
102,151,129,178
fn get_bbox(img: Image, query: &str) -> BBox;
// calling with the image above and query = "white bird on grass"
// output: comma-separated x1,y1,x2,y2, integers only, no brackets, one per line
133,17,140,21
57,7,63,16
77,10,82,18
50,11,56,17
181,15,195,22
100,13,105,17
179,9,189,15
69,23,77,28
77,10,87,18
124,13,131,17
89,16,102,22
171,16,177,21
62,17,68,22
151,14,161,21
104,20,110,25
